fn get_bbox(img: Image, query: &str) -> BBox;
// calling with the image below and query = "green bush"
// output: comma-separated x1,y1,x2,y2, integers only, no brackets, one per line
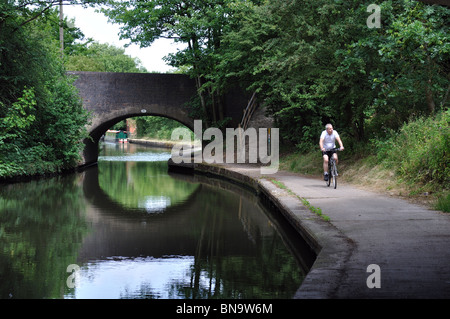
435,192,450,213
136,116,194,140
0,7,89,179
374,110,449,190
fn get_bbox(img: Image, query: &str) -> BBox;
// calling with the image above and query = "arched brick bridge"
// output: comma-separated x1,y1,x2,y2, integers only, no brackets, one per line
70,71,249,167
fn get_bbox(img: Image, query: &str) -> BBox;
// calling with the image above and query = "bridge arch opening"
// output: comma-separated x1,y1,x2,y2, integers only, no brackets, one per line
83,113,196,167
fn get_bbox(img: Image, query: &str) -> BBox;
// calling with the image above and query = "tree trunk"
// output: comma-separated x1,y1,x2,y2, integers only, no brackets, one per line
210,88,217,123
426,55,436,114
218,95,224,122
195,75,209,126
189,36,209,127
426,80,436,114
441,84,450,109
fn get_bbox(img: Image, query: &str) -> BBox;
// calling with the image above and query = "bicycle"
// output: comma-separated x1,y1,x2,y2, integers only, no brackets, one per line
324,148,341,189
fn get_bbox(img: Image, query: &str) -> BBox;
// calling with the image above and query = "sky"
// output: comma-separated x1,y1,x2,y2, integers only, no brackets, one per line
63,5,182,73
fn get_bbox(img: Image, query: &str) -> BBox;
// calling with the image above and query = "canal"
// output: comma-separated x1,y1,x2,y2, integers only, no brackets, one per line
0,142,314,299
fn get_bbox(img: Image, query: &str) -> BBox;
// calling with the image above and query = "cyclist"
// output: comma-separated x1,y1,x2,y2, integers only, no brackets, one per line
319,124,344,181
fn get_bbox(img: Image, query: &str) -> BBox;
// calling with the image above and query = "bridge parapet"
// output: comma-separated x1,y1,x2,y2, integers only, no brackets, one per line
70,71,197,133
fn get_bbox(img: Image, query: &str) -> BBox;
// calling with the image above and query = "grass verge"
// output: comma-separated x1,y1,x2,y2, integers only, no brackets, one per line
268,178,330,221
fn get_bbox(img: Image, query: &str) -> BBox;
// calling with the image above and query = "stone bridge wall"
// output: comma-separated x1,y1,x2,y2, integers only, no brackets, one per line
70,71,250,166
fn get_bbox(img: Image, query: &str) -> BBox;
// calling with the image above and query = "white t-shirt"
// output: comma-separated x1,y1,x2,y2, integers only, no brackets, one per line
320,130,339,150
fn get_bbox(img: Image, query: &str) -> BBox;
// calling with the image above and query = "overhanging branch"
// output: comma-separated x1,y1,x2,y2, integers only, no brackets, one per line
418,0,450,7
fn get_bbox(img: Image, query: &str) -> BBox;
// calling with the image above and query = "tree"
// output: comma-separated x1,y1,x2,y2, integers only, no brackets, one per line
100,0,262,127
373,1,449,115
0,1,98,28
215,0,449,149
66,42,147,72
0,1,91,178
217,0,364,147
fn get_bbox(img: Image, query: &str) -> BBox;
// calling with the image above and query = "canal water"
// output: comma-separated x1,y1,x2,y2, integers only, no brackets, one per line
0,142,314,299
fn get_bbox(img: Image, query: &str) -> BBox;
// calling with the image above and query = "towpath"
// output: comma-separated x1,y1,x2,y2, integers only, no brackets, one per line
196,163,450,299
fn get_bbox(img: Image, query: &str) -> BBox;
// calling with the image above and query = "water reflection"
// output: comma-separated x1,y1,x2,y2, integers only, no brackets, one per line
0,142,314,299
0,174,89,299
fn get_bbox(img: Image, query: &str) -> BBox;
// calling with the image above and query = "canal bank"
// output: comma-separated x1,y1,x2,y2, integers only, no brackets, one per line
129,138,201,150
168,160,450,299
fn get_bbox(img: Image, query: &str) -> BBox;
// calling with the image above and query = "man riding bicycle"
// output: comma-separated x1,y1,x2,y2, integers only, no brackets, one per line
319,124,344,181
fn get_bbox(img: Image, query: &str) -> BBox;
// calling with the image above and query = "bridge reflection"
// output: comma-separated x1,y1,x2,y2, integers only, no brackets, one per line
78,161,315,275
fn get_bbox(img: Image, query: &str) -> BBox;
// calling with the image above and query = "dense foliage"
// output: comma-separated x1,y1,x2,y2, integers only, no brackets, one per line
215,0,449,151
101,0,265,127
134,116,193,140
66,42,147,73
0,2,91,179
100,0,448,146
375,109,449,190
0,1,150,179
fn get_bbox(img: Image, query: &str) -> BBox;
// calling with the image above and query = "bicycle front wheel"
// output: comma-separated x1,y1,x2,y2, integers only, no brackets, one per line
327,168,331,187
331,162,338,189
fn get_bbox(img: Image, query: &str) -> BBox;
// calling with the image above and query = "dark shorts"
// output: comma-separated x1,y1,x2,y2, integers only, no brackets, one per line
322,150,337,158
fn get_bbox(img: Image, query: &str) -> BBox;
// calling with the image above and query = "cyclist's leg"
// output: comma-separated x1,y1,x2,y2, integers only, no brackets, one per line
333,151,338,165
332,152,338,175
322,152,329,181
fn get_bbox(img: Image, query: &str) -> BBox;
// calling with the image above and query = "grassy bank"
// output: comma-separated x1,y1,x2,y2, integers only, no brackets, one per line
280,150,449,212
279,111,450,213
